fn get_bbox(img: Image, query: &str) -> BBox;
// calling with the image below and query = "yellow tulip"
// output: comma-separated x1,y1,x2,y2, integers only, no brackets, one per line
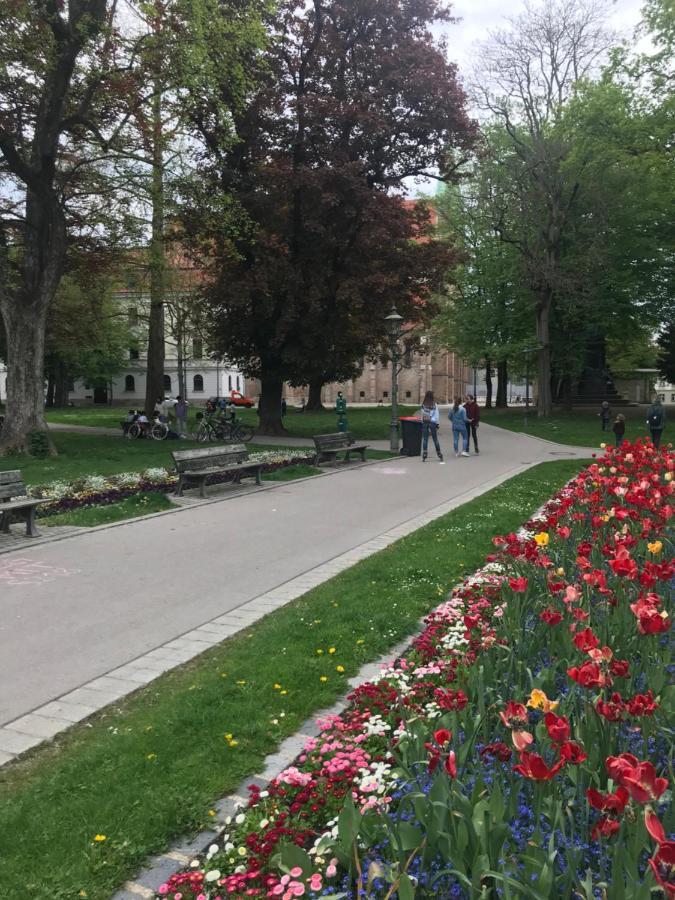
526,689,558,713
534,532,550,547
647,541,663,555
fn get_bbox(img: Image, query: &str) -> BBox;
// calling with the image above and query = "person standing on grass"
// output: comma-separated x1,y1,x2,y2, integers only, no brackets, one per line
612,413,625,448
448,397,470,457
646,398,666,448
175,396,188,435
420,390,443,463
599,400,611,431
464,394,480,455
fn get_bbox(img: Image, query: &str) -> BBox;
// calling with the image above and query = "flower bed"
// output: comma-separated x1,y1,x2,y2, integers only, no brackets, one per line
157,441,673,900
28,450,317,518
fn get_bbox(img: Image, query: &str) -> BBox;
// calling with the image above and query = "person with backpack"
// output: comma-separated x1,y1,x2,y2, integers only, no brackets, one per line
646,398,666,448
448,397,470,457
419,390,443,463
464,394,480,454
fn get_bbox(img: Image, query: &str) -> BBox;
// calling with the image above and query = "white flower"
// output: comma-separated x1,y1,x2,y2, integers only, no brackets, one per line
235,813,245,824
205,869,221,882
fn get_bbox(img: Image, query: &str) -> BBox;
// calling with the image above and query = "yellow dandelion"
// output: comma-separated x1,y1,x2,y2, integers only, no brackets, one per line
280,690,288,696
328,647,336,654
320,676,328,682
146,753,156,761
356,639,365,645
336,665,345,673
273,683,282,690
316,649,324,655
93,834,107,843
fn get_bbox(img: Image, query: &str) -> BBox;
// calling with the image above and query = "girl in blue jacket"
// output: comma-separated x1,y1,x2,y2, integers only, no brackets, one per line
448,397,470,457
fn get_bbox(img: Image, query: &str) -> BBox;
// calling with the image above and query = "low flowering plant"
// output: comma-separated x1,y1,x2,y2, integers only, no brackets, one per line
155,440,673,899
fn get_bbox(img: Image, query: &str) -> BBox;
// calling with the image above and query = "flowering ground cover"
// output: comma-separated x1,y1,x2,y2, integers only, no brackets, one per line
157,441,673,900
28,450,317,519
0,460,585,900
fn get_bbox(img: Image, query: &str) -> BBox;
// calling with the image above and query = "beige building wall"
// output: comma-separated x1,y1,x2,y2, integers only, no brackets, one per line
279,349,471,406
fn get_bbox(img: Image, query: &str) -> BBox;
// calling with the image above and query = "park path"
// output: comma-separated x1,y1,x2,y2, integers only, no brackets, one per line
0,424,592,762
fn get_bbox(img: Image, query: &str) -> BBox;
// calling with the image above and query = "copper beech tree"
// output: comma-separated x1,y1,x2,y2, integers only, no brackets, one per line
180,0,476,434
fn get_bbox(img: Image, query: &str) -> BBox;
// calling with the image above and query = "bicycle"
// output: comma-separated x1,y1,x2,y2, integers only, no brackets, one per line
195,415,254,443
126,420,169,441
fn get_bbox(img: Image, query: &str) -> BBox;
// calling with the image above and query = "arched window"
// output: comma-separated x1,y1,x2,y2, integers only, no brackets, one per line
236,375,241,390
124,375,135,392
163,374,172,392
228,375,232,390
193,374,204,393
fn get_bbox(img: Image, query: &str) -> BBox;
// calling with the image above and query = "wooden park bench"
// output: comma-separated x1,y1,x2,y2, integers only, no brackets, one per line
313,432,369,467
171,445,264,499
0,470,45,538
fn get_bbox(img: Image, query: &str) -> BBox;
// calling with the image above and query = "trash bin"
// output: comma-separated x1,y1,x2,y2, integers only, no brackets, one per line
399,416,422,456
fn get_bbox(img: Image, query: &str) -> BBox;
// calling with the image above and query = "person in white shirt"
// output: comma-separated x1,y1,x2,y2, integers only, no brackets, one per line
420,390,443,463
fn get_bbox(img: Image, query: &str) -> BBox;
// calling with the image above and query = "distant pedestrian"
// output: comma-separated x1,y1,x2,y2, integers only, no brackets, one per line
419,390,443,463
612,413,625,448
175,396,188,435
448,397,470,457
646,398,666,448
157,395,170,423
599,401,611,431
464,394,480,454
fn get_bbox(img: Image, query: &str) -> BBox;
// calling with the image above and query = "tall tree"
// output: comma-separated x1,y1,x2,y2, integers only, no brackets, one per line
473,0,615,415
0,0,120,453
181,0,475,433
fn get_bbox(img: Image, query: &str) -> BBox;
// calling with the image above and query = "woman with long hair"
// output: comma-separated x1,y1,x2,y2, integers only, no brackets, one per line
420,390,443,462
448,396,470,457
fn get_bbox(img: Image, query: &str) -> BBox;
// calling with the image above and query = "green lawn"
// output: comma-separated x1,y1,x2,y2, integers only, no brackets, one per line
42,403,417,440
481,405,657,448
42,491,176,527
0,458,589,900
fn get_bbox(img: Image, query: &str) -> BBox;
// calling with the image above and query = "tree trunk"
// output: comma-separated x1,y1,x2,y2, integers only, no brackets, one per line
54,360,70,407
307,379,324,411
0,302,55,454
144,77,166,415
257,376,287,435
484,357,493,409
496,359,508,407
536,296,553,416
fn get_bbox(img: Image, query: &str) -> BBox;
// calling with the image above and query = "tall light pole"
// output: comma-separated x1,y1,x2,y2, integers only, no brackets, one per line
385,306,403,452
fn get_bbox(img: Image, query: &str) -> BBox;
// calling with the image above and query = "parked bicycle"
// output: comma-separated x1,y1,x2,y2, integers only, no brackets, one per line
195,414,254,443
126,420,169,441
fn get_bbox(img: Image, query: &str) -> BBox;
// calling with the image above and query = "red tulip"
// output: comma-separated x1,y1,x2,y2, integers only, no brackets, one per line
479,742,512,763
626,690,658,717
511,729,534,751
499,701,529,728
622,762,669,804
444,750,457,778
544,712,570,743
433,728,452,746
645,808,666,844
567,661,608,689
540,608,563,625
648,841,675,897
591,816,621,840
509,576,528,593
513,751,563,781
573,627,599,652
606,753,640,782
586,786,629,813
559,740,587,764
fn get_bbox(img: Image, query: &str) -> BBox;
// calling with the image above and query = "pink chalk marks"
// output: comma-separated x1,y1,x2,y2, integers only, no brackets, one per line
0,557,79,587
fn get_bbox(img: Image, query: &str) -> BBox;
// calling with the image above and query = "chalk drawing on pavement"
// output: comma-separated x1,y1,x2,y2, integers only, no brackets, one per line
0,558,80,587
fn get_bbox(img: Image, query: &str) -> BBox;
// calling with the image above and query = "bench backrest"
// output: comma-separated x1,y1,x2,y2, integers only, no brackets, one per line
171,444,250,473
0,470,27,501
313,432,354,451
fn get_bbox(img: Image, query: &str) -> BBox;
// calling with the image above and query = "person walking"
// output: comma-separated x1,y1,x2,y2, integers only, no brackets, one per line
612,413,625,448
599,401,611,431
464,394,480,454
175,395,188,435
448,397,470,457
646,398,666,448
420,390,443,463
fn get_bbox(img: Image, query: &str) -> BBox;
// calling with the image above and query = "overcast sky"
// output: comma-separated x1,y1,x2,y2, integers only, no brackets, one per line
442,0,645,79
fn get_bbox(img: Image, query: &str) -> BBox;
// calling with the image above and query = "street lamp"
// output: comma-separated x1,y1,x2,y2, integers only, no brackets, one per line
523,346,537,426
385,306,403,452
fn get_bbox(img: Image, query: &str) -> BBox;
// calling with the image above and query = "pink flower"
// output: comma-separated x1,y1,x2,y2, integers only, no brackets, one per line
326,858,338,878
309,873,323,890
289,868,303,878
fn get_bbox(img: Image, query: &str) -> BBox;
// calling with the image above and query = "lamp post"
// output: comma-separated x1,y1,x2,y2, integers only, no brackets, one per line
523,346,537,427
385,306,403,452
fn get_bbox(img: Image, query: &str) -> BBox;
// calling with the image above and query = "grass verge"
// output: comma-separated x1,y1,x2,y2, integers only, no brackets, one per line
42,492,176,528
0,459,589,900
481,405,658,448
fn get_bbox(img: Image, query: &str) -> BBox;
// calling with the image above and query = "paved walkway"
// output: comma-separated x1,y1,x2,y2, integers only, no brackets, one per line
0,425,592,765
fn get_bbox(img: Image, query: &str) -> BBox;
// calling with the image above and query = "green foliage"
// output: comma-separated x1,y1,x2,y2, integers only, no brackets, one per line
28,431,50,459
656,324,675,383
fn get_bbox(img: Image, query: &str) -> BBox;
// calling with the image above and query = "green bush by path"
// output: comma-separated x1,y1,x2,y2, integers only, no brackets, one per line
0,459,589,900
481,405,661,448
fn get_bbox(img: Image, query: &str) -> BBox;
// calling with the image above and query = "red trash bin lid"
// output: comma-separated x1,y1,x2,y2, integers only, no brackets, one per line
399,416,421,422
